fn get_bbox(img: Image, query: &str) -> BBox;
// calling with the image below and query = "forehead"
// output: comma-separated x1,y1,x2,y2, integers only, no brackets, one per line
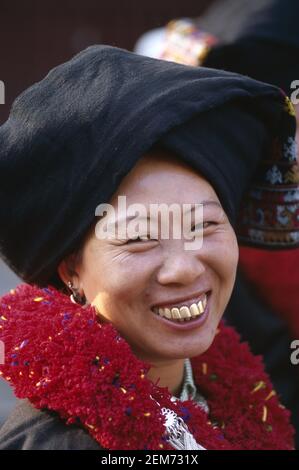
110,148,219,205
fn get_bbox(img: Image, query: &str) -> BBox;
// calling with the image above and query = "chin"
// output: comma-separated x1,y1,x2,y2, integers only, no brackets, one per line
183,324,220,358
152,336,216,361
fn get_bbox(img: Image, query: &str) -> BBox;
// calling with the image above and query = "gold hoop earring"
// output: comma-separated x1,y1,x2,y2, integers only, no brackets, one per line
67,281,86,305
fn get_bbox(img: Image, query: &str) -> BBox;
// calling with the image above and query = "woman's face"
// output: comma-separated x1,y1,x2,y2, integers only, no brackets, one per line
59,150,239,363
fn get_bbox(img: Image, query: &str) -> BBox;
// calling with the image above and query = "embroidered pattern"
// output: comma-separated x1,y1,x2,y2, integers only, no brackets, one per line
237,94,299,248
159,19,218,67
157,19,299,249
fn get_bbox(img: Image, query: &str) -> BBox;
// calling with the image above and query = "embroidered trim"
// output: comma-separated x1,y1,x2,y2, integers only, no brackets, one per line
157,19,299,249
159,18,218,66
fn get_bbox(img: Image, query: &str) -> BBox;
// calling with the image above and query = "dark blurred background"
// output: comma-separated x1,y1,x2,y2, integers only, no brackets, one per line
0,0,214,425
0,0,214,124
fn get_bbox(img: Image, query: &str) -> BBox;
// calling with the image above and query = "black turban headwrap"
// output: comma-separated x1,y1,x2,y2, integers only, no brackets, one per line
0,45,297,289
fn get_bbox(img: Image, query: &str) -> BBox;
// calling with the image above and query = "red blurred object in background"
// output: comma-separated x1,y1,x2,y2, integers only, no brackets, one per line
239,246,299,338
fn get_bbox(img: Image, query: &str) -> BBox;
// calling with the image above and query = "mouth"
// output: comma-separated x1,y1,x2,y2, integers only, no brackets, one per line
150,291,211,328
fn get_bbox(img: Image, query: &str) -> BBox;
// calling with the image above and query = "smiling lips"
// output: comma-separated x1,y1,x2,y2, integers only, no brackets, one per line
152,293,208,322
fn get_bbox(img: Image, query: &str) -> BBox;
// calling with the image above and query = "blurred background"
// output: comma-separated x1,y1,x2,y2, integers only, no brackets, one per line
0,0,214,125
0,0,214,426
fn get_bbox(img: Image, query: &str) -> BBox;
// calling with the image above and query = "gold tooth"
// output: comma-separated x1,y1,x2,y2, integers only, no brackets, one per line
157,295,208,320
197,300,204,314
190,303,200,317
179,306,191,319
164,308,172,319
158,307,165,317
170,307,181,319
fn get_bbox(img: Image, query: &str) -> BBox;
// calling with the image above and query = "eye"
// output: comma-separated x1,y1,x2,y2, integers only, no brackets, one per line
191,221,217,232
126,235,157,244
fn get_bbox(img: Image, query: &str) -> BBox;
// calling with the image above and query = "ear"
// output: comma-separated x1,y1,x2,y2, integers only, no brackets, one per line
57,259,71,286
57,253,78,287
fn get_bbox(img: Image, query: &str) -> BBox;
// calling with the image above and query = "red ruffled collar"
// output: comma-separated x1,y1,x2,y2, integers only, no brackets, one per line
0,284,294,450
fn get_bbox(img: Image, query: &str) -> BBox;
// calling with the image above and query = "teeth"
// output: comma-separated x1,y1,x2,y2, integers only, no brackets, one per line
179,306,191,319
198,300,204,314
164,308,172,319
171,308,181,319
153,294,208,322
190,303,200,317
158,308,165,317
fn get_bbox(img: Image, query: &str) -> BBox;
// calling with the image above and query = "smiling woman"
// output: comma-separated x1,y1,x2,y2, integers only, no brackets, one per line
0,45,298,450
58,151,238,391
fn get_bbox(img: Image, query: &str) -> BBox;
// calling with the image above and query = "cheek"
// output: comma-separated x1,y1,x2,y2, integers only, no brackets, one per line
205,229,239,294
82,248,153,308
222,237,239,307
221,231,239,278
221,234,238,294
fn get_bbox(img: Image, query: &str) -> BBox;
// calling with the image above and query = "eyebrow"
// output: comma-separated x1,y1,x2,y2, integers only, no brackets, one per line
102,200,222,226
192,200,222,210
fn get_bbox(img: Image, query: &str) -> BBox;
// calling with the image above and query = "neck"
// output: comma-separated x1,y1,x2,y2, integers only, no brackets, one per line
146,358,185,397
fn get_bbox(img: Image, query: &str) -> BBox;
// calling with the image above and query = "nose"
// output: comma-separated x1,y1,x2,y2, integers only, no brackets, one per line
156,243,206,286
